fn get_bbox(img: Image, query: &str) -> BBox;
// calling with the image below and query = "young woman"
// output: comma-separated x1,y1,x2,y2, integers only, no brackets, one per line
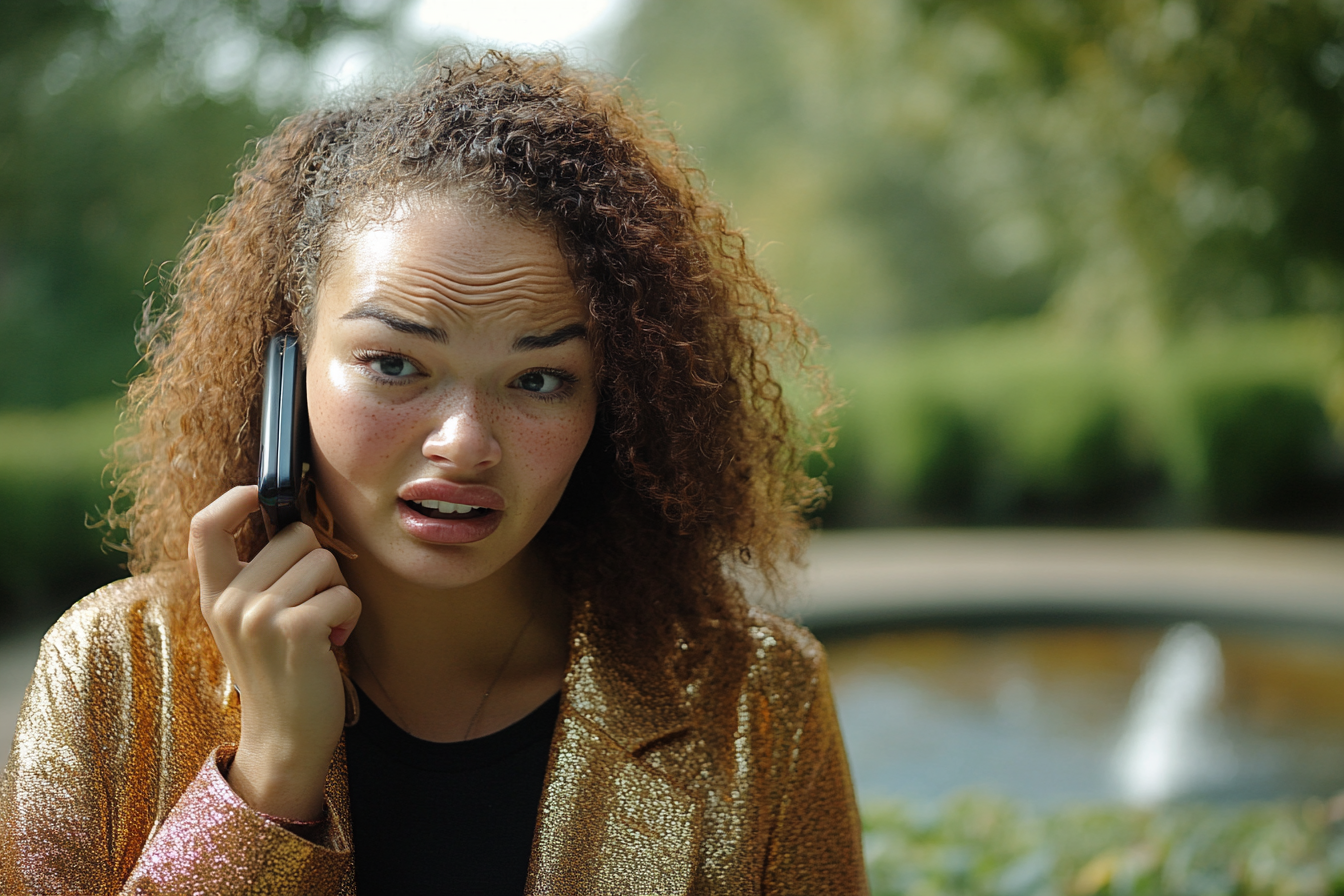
0,52,866,894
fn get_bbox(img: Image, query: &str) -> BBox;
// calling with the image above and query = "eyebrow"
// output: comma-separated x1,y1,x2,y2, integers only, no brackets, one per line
513,323,588,352
340,302,587,351
340,303,448,343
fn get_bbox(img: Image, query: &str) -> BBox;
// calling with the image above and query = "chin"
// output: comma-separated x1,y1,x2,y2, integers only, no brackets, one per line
383,541,520,591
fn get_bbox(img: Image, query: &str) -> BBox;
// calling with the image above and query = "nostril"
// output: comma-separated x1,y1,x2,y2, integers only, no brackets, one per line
421,417,502,469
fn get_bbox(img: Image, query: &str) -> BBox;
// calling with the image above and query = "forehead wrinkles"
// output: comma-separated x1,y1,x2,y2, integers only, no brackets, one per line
371,260,583,333
381,257,576,307
374,284,585,335
325,204,586,332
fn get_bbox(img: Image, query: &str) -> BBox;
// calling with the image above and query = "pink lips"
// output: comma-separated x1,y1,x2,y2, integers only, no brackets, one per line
399,479,505,511
397,479,504,545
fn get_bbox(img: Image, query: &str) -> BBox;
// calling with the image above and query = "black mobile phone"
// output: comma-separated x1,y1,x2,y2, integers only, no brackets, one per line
258,332,308,535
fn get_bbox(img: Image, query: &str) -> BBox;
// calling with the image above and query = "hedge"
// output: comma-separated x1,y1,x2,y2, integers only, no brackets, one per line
818,317,1344,528
0,399,124,620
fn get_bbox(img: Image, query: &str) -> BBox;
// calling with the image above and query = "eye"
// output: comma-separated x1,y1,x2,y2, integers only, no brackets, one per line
362,353,419,380
514,370,570,395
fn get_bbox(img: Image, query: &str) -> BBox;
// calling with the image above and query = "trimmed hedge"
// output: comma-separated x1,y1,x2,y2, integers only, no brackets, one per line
818,317,1344,528
863,793,1344,895
0,399,124,619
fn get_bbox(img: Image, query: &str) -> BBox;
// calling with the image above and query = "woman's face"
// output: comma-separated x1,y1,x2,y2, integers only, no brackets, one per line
304,198,597,592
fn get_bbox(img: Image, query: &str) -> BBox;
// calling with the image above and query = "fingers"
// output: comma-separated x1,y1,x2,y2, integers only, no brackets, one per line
192,486,260,599
286,585,362,649
226,519,321,592
263,546,346,610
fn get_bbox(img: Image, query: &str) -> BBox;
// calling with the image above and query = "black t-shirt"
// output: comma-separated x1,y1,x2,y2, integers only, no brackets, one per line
345,682,560,895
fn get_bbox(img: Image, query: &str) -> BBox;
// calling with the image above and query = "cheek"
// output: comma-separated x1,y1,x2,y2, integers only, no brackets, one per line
307,360,421,480
507,407,596,500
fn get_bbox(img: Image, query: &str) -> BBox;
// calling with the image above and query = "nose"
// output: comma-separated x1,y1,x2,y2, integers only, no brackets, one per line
421,392,502,472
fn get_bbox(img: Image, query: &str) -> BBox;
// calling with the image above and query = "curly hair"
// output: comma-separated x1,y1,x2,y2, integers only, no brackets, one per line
106,50,833,640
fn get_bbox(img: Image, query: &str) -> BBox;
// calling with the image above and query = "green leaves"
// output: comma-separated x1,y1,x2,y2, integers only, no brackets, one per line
816,318,1344,526
863,793,1344,896
617,0,1344,340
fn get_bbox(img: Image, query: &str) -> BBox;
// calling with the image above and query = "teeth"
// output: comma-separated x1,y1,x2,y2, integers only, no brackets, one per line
413,499,485,514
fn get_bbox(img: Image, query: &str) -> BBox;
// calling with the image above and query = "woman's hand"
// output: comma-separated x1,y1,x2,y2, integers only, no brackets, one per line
191,485,362,822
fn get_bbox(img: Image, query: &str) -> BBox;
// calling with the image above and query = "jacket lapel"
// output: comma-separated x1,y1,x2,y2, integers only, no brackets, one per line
527,605,702,895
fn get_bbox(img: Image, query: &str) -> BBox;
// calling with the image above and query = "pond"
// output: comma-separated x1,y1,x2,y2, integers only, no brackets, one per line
825,619,1344,806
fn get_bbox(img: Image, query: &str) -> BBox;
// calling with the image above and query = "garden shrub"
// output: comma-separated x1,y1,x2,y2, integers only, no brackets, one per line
863,793,1344,896
0,399,123,621
1192,383,1344,526
821,318,1343,529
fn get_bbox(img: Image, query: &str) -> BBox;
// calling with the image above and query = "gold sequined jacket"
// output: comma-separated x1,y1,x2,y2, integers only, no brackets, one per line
0,575,867,894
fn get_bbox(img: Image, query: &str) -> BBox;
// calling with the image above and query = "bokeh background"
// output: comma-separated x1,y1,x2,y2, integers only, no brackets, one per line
7,0,1344,890
6,0,1344,608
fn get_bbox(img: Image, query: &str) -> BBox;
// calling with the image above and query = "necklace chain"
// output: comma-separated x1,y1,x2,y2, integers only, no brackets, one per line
353,603,537,742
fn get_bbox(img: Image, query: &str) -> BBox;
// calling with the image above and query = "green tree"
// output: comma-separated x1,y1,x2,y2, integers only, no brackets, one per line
617,0,1344,343
0,0,409,410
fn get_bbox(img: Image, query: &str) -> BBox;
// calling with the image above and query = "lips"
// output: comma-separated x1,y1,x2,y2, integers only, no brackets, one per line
397,479,504,545
399,479,504,510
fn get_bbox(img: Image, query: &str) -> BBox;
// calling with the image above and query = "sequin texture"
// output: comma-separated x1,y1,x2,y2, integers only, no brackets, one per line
0,575,866,893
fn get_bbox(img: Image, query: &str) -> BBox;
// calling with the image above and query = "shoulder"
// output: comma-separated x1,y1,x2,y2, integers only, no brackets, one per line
39,570,217,689
44,573,178,651
716,605,827,664
690,606,832,704
741,606,829,675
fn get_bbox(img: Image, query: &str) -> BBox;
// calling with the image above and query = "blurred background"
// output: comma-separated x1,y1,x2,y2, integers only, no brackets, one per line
6,0,1344,890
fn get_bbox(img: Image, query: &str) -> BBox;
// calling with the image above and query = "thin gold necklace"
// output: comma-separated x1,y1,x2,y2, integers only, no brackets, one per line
354,604,537,742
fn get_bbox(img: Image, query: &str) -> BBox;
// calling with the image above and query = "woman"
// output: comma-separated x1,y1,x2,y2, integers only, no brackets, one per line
0,52,865,894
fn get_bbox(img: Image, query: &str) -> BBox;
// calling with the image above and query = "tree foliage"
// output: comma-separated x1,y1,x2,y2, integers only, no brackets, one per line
617,0,1344,342
0,0,409,410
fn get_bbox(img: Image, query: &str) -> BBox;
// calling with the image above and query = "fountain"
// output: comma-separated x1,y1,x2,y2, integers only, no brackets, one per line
1111,622,1230,806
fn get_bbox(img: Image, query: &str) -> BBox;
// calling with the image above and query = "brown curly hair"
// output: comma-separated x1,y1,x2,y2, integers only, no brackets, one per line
107,50,833,639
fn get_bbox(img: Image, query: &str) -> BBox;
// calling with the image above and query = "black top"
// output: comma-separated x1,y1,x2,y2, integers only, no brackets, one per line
345,683,560,895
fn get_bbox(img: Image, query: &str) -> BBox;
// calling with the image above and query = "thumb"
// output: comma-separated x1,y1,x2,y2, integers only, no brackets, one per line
191,485,258,601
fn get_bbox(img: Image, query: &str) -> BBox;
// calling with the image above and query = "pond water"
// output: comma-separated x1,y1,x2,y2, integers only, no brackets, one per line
825,620,1344,806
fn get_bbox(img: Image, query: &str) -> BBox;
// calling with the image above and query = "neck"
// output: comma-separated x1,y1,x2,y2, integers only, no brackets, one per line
341,546,571,740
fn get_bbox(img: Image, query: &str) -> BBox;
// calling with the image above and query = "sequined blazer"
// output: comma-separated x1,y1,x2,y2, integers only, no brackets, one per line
0,575,867,894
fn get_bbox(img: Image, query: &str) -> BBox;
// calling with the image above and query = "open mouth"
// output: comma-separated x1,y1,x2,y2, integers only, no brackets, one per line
405,499,495,521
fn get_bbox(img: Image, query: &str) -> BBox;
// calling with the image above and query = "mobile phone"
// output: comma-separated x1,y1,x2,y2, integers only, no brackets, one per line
258,332,308,535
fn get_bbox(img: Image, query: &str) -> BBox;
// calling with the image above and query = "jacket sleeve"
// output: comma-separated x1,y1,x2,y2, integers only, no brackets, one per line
0,625,351,895
762,654,869,896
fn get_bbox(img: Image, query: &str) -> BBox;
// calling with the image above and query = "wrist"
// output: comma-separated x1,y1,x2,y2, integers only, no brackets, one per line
227,738,330,822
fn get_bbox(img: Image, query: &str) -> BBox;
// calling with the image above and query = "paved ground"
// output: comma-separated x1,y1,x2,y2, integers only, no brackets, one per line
3,528,1344,764
794,528,1344,630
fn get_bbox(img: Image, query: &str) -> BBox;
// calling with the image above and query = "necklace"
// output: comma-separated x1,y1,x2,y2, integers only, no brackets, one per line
353,603,537,742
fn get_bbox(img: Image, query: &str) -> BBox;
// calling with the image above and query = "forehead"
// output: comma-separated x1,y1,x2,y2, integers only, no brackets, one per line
314,198,583,332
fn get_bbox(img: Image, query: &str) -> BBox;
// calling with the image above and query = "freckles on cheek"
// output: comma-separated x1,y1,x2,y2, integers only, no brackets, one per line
310,359,418,472
512,413,596,488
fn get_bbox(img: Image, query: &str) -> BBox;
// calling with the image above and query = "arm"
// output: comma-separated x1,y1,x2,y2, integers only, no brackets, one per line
0,596,353,894
122,744,351,893
762,658,869,896
0,635,118,893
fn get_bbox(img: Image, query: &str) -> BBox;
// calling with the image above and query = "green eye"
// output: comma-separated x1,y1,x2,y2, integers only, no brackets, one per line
516,371,565,394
